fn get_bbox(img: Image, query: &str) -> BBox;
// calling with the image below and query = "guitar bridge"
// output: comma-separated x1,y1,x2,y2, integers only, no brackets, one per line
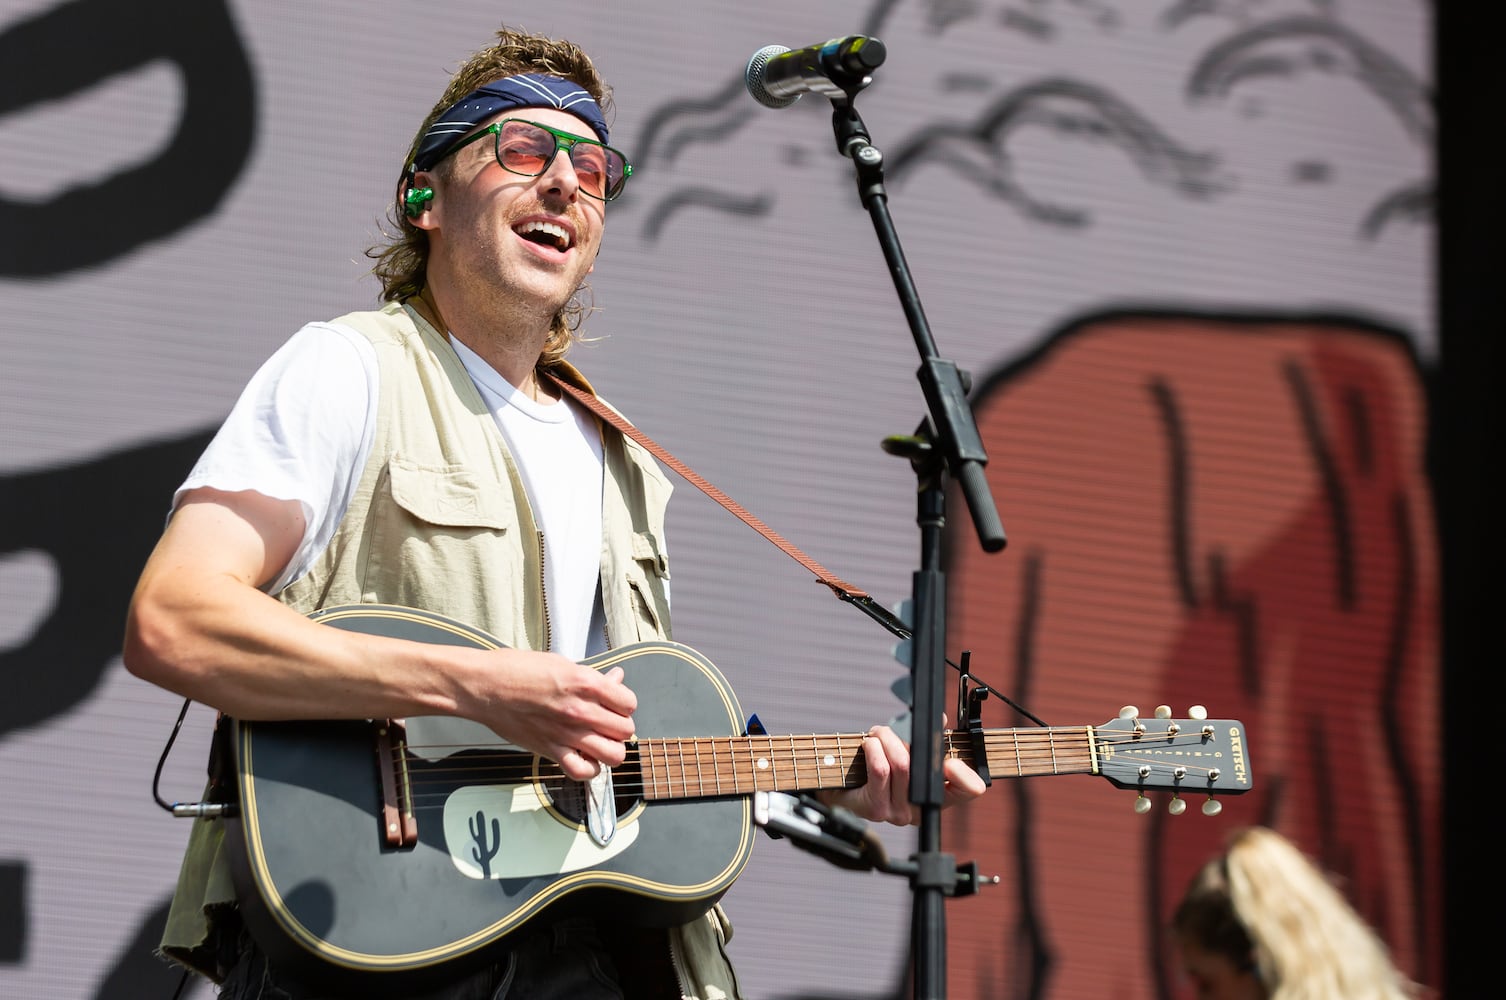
375,719,419,848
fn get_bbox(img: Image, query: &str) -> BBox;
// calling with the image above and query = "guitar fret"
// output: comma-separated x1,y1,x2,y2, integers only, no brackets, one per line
731,731,743,795
746,736,759,791
732,737,741,791
659,738,670,797
644,738,658,799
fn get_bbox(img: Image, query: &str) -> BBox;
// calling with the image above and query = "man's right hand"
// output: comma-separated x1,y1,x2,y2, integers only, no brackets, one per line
466,654,637,781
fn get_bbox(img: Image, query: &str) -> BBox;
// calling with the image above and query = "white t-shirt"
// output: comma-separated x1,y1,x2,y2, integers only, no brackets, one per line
177,320,609,659
450,335,605,660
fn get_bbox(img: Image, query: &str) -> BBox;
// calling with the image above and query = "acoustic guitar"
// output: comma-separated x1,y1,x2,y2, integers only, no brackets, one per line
225,604,1252,992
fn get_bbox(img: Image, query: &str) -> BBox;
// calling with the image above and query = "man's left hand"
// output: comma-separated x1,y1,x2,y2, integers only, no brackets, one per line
822,720,987,826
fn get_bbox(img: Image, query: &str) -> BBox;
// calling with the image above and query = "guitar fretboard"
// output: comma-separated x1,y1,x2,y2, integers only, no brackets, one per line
635,727,1100,801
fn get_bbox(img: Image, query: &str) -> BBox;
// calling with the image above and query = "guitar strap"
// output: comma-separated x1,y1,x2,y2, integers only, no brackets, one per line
541,371,912,641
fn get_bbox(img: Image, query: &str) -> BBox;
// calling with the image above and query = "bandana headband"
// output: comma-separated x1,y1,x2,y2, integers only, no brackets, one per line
410,73,609,174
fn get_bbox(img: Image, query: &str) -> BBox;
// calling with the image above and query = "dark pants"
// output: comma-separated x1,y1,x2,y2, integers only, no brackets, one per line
216,919,680,1000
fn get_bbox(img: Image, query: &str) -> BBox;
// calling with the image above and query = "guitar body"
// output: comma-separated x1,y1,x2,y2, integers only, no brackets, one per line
226,605,754,993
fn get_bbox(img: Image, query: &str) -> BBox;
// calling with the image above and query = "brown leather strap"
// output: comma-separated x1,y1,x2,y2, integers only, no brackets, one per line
542,371,869,601
405,289,897,630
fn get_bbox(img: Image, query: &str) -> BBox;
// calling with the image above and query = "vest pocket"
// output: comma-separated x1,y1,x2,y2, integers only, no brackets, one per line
386,457,516,529
631,529,669,579
361,458,530,639
626,530,670,639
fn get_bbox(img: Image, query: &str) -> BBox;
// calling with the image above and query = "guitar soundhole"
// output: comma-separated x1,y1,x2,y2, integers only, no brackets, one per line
538,751,645,826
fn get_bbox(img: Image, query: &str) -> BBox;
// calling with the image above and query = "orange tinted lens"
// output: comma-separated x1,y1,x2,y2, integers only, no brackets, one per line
496,121,555,174
568,146,611,197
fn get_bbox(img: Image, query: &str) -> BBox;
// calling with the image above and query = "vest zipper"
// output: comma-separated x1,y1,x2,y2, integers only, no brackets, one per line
536,530,552,652
668,931,689,1000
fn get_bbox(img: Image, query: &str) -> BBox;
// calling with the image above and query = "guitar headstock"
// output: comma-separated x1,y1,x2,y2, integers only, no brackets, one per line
1093,705,1252,815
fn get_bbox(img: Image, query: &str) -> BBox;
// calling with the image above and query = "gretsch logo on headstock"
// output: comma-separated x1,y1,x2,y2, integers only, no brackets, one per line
1228,726,1248,785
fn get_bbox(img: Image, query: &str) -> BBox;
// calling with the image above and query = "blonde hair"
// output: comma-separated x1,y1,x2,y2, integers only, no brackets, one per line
1173,827,1418,1000
366,25,612,367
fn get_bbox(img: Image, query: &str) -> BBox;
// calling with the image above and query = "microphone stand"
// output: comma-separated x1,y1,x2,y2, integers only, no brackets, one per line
826,93,1008,999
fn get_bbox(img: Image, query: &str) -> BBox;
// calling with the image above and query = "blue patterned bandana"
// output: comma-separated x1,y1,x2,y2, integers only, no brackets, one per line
410,73,609,173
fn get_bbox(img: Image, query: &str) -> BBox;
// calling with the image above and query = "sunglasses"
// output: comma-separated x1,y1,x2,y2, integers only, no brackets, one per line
439,118,632,202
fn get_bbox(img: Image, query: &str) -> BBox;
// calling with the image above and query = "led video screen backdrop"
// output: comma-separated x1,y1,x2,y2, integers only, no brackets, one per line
1,2,1434,997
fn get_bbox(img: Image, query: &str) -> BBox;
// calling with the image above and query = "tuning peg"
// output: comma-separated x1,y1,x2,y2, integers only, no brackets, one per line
1134,794,1152,815
1168,796,1187,816
1119,706,1139,719
1188,705,1207,720
1202,797,1223,817
1154,705,1171,719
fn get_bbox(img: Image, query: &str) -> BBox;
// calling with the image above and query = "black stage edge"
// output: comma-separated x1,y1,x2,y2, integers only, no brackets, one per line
1436,7,1502,1000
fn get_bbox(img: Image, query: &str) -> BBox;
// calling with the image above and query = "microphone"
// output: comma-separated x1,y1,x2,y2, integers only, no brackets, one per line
745,35,887,109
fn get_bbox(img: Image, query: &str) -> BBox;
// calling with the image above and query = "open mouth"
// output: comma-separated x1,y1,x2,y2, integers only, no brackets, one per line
513,219,573,252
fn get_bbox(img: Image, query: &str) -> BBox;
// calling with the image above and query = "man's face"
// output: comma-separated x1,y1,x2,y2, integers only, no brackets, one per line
421,106,607,320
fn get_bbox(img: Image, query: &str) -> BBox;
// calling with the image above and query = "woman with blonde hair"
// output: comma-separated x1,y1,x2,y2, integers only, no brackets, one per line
1171,827,1420,1000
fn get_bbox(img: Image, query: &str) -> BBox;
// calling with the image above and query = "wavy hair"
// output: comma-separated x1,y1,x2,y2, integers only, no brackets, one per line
1172,827,1419,1000
367,26,612,367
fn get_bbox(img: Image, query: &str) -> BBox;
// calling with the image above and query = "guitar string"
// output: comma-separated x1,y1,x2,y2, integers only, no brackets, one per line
382,729,1227,807
392,728,1183,764
390,731,1086,784
389,730,1200,776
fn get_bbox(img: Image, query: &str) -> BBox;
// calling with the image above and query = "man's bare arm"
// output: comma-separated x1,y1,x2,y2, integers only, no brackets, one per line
122,487,633,779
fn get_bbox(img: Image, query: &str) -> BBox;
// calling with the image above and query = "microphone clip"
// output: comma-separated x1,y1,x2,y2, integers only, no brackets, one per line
752,791,999,894
753,791,882,871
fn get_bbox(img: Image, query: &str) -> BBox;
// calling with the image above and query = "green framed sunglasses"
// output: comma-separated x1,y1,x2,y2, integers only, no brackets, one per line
439,118,632,202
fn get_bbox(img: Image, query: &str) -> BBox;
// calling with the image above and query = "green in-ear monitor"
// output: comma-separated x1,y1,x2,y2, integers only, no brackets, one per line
403,186,434,218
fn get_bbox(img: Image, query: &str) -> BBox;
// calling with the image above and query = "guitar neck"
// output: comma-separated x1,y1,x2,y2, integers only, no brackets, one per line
636,725,1099,801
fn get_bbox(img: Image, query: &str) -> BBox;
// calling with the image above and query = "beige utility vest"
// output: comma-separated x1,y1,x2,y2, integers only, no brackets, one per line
278,301,674,647
160,302,752,995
